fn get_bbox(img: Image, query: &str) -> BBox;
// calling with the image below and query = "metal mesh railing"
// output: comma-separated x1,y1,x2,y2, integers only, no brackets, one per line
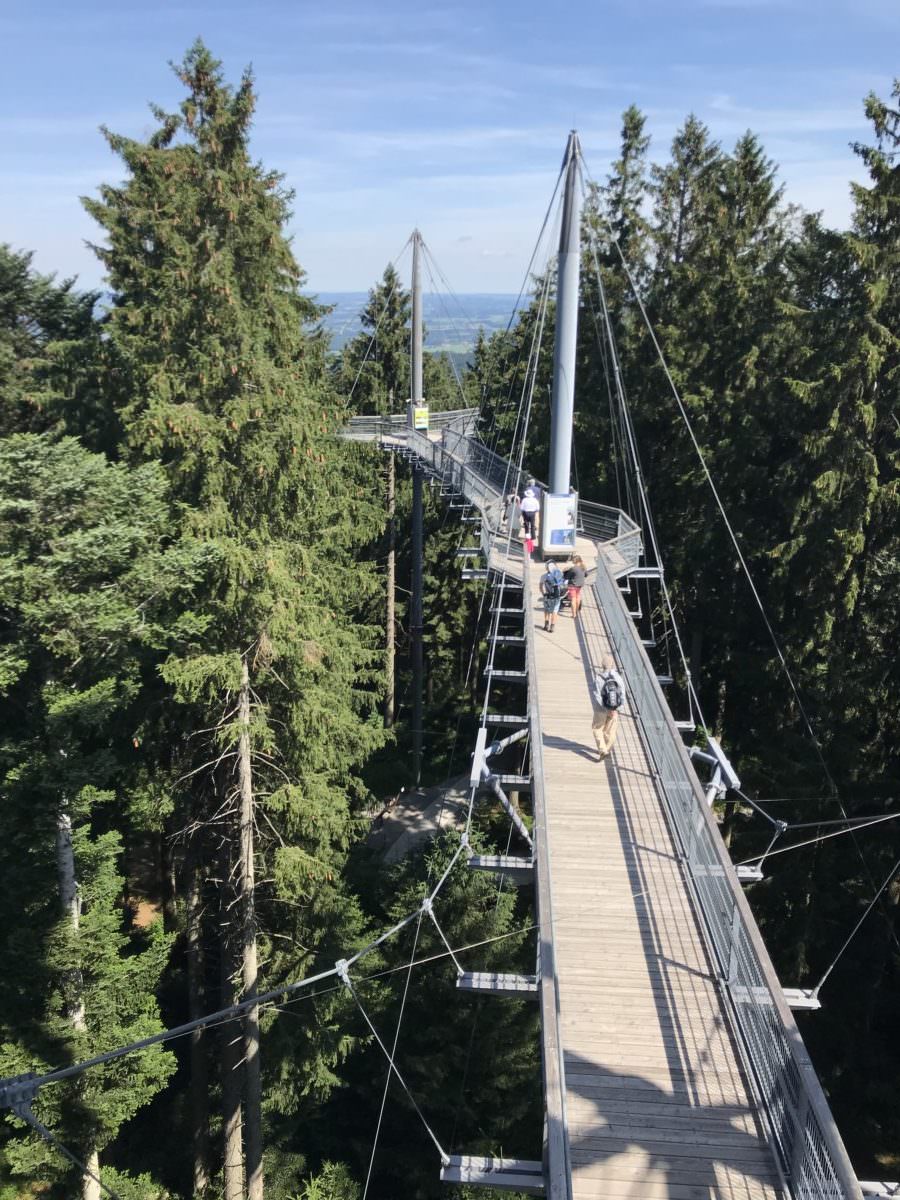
592,561,861,1200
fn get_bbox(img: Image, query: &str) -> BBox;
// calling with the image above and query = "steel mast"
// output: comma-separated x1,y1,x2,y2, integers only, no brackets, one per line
548,131,582,494
410,230,425,785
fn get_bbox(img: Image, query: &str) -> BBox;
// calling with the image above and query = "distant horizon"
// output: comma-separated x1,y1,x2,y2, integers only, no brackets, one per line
2,0,895,292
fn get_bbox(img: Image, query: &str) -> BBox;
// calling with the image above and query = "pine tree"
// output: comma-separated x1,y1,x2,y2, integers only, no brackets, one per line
307,833,541,1199
82,41,385,1197
0,434,205,1197
578,106,652,504
339,264,411,416
0,245,100,439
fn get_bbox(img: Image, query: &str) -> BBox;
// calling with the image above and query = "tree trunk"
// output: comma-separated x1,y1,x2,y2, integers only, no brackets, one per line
160,829,178,932
56,802,100,1200
219,845,244,1200
385,454,396,728
187,851,210,1197
690,629,703,698
239,658,264,1200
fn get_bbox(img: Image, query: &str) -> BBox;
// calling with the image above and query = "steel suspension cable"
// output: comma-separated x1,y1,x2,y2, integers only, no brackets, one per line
597,210,900,957
337,962,450,1164
347,235,413,405
15,1108,122,1200
585,212,705,731
605,228,836,787
477,158,566,457
738,810,900,865
811,855,900,997
362,910,425,1200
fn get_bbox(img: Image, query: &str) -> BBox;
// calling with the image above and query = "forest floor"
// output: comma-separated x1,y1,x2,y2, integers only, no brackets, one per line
366,775,469,863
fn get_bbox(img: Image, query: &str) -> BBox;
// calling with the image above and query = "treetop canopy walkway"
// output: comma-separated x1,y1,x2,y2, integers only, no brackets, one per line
344,405,863,1200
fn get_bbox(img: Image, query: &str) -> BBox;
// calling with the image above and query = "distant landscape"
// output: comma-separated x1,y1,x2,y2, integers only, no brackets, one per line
312,291,525,358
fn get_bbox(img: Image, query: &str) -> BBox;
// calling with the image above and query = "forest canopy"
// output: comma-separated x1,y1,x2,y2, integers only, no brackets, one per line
1,38,898,1200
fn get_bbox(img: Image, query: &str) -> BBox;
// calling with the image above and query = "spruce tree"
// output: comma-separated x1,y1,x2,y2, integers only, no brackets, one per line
82,41,385,1198
0,245,100,439
0,434,204,1198
339,264,411,416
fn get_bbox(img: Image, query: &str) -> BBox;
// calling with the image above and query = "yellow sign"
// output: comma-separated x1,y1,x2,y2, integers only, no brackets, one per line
413,406,429,430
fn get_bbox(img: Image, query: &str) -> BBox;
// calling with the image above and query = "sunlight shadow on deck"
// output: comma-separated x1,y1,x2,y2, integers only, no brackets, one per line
532,570,784,1199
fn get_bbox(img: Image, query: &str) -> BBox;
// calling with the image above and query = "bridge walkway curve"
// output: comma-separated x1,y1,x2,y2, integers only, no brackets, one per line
342,413,861,1200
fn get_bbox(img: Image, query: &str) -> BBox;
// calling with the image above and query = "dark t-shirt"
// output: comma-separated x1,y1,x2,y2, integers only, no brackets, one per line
565,564,586,587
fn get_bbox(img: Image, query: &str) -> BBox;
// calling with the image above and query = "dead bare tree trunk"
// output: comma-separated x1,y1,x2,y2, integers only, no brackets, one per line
56,801,101,1200
385,453,396,728
239,657,264,1200
186,850,210,1197
219,843,244,1200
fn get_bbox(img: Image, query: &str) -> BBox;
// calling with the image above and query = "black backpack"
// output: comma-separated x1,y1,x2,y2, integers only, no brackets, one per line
601,674,623,710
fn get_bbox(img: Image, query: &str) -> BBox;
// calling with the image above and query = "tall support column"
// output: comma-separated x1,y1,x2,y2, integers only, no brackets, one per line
385,452,396,729
411,231,424,409
410,230,425,784
412,466,424,784
548,131,582,496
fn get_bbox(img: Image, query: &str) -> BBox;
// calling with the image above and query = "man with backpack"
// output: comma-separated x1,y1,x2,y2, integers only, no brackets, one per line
592,654,625,759
540,562,566,632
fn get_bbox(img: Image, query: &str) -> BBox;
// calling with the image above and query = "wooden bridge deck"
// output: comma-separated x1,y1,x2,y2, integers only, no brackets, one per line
525,552,785,1200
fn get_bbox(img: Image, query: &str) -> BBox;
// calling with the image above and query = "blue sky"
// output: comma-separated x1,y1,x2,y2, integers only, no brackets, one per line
1,0,896,293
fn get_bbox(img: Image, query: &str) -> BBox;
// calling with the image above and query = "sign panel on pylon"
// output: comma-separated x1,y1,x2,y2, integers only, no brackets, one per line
540,491,578,555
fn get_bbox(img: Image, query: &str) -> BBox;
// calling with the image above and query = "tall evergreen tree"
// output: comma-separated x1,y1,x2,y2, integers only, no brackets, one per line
0,245,100,439
0,435,204,1198
339,264,411,416
82,42,385,1198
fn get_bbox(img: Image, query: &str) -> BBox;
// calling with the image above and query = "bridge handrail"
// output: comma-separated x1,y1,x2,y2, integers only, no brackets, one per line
342,408,479,441
592,556,861,1200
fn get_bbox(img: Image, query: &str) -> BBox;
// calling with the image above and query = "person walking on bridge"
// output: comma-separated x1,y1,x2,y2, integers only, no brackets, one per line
519,486,539,543
592,655,625,760
564,554,586,619
540,562,565,633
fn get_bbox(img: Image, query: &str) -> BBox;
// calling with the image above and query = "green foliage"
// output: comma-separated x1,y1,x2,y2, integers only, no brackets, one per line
299,832,540,1199
0,434,193,1190
0,244,100,439
292,1160,360,1200
2,46,900,1195
72,41,389,1194
337,264,411,415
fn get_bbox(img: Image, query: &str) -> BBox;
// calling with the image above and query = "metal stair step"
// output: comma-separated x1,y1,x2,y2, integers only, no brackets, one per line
456,972,538,998
736,864,764,883
494,773,531,789
468,854,534,882
440,1155,544,1194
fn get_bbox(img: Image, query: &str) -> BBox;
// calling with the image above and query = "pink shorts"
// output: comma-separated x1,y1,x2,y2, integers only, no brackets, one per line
567,585,581,600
